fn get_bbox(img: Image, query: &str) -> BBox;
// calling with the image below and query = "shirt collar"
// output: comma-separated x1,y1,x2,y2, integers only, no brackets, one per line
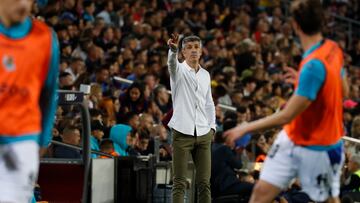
183,60,202,73
0,17,32,39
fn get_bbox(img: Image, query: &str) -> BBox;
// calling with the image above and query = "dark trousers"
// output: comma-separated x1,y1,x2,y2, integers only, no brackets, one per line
222,181,253,198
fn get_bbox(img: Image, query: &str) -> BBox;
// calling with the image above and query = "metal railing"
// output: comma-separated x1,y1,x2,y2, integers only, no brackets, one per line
54,90,91,203
51,140,115,158
113,76,360,144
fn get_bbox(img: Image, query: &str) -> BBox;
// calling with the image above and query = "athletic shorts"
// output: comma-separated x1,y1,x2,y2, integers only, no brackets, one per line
0,140,39,203
260,130,344,202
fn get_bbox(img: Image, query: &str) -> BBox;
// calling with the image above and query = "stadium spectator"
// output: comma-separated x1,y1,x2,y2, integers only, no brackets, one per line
90,120,105,158
54,126,81,159
109,123,132,156
89,84,103,109
99,139,119,158
211,120,253,199
351,116,360,139
155,124,172,161
134,129,151,156
65,57,86,81
154,84,172,114
119,82,148,115
341,154,360,194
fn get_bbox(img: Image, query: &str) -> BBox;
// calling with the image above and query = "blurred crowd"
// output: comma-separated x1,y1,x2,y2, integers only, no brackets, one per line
32,0,360,201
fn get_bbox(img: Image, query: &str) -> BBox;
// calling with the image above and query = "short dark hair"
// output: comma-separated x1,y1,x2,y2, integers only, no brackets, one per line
63,125,79,135
223,120,237,132
59,72,71,79
129,129,138,138
181,35,202,49
89,109,103,118
91,120,104,132
124,112,138,123
291,0,324,35
138,129,150,140
95,65,109,74
214,131,225,143
242,77,256,85
224,111,238,121
154,84,167,97
83,1,94,8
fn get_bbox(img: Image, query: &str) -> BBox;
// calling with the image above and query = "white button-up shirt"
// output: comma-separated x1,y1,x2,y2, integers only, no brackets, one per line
167,50,216,136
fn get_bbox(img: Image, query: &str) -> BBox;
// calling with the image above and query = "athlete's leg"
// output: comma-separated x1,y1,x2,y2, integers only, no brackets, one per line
252,130,298,202
249,180,282,203
0,141,39,203
327,197,340,203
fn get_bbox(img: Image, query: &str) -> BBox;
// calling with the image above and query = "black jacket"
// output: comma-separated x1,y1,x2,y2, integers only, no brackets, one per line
211,143,242,196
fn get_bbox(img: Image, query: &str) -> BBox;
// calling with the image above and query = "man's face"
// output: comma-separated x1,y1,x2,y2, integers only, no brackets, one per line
63,129,81,145
70,130,81,145
0,0,33,25
93,130,104,140
157,88,169,103
353,119,360,137
232,93,243,106
60,75,74,87
159,126,168,141
72,60,85,73
348,158,359,173
182,41,202,64
129,115,140,129
87,3,96,14
145,75,156,90
351,85,359,99
237,112,247,123
135,64,146,77
126,134,136,147
144,116,154,130
104,28,114,41
137,138,149,151
106,1,114,12
247,82,257,92
100,69,109,82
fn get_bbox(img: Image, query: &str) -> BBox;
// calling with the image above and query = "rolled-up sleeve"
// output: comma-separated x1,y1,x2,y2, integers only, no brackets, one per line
167,49,179,81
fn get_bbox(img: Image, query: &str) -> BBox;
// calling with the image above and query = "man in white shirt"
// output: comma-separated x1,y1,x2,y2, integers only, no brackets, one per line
96,0,113,25
167,34,216,203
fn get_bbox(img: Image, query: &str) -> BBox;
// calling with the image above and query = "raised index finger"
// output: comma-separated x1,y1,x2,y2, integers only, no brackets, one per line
170,33,178,42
